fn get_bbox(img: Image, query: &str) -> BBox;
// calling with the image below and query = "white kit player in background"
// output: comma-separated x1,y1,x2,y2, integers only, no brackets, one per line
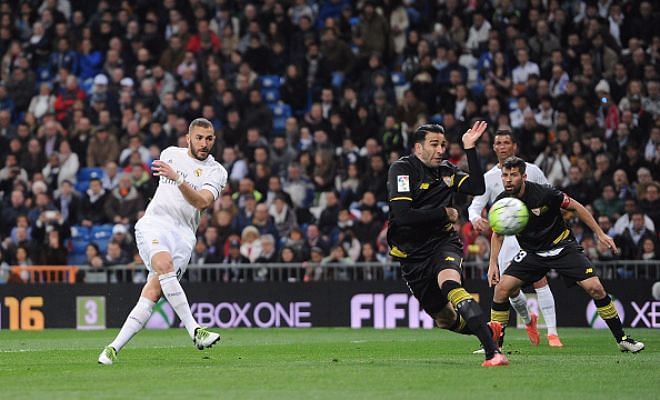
468,130,562,349
99,118,228,365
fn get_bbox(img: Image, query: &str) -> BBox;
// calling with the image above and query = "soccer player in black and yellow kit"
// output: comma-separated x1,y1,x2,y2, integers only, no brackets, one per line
488,156,644,353
387,121,509,367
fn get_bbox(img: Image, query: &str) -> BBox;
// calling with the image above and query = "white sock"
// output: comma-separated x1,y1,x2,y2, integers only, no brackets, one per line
159,272,199,338
509,291,531,325
110,297,155,352
535,285,557,335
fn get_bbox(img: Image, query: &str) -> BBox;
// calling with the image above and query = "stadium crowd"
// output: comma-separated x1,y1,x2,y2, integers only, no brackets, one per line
0,0,658,283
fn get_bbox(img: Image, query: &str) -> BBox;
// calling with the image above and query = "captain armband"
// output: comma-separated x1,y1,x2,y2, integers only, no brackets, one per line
560,194,571,209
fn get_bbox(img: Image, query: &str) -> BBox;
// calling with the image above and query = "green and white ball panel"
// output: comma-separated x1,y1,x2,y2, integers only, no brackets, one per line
488,197,529,236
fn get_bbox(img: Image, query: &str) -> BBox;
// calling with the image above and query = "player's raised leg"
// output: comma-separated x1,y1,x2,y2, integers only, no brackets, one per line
578,277,644,353
98,279,159,365
152,251,220,349
533,277,561,347
438,270,508,367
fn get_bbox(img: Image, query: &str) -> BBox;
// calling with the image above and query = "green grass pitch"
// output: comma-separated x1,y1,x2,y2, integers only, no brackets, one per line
0,328,658,400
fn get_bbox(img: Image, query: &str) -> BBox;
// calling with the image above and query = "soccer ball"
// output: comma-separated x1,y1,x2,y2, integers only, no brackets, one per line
488,197,529,235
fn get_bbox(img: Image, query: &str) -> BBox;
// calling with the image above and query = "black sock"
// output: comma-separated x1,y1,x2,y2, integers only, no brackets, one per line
594,295,625,342
443,280,499,358
449,315,474,335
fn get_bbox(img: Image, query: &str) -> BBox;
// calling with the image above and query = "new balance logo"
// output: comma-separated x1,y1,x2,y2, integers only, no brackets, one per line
585,267,593,274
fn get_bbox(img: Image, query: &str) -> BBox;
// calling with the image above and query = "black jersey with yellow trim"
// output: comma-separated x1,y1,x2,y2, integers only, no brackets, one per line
495,181,575,252
386,155,469,261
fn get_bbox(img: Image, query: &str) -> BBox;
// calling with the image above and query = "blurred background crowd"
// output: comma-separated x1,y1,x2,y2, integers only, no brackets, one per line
0,0,658,283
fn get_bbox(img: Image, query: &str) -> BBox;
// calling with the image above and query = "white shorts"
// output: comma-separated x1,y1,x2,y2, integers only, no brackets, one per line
135,218,195,280
498,235,522,274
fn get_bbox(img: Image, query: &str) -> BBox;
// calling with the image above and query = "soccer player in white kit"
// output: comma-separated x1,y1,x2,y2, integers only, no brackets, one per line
468,130,562,348
99,118,228,365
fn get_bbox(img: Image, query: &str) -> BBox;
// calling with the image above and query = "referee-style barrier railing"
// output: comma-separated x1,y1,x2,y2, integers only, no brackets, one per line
9,265,79,283
55,260,660,284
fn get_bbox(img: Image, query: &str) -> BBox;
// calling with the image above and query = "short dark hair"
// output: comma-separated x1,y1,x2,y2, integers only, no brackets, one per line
502,156,526,174
188,117,214,133
494,129,517,144
412,124,445,144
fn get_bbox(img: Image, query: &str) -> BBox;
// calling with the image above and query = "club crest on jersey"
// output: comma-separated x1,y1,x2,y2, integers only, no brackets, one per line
530,206,549,216
442,175,454,187
397,175,410,192
194,168,203,177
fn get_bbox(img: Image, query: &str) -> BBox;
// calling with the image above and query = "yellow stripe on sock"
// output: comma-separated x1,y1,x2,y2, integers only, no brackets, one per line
597,303,619,320
457,315,467,332
491,310,510,326
447,288,472,307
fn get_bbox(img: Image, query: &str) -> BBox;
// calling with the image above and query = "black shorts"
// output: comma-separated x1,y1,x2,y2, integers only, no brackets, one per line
504,243,597,287
400,241,464,317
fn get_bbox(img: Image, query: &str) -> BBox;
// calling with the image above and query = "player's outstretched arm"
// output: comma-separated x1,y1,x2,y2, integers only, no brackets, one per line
457,121,487,195
565,197,619,254
468,190,490,231
152,160,215,209
488,232,504,287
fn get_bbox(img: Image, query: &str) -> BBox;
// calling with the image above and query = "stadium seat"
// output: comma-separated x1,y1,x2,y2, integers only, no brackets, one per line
91,224,113,241
75,180,90,193
76,167,104,181
71,237,89,255
331,72,344,89
261,87,280,104
270,102,292,134
71,225,91,240
68,253,88,266
391,72,407,86
259,75,282,89
36,66,52,83
391,72,410,102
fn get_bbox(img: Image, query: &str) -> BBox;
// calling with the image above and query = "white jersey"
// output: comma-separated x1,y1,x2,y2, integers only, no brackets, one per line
468,162,548,271
142,146,228,234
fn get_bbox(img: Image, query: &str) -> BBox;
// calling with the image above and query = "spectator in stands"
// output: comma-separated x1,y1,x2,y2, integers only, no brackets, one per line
358,153,388,203
593,183,625,220
240,225,262,263
321,244,353,281
200,225,224,265
80,177,109,227
103,241,130,267
353,1,390,60
0,154,29,193
640,238,658,261
613,198,656,237
84,243,104,270
221,146,249,186
267,193,296,239
617,211,658,260
256,233,278,264
250,203,279,240
36,229,67,266
223,239,250,282
612,169,636,200
104,174,144,225
640,182,660,228
87,126,119,168
283,162,314,210
562,166,596,206
232,193,257,232
53,180,80,225
280,63,308,115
